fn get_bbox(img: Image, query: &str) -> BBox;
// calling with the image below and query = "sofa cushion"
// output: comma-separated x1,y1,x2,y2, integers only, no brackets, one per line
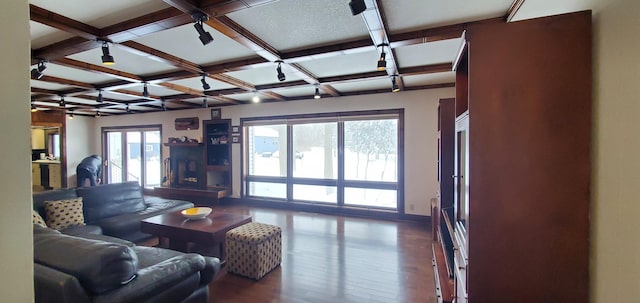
44,198,86,230
33,210,47,228
33,188,79,218
77,181,146,223
34,231,138,294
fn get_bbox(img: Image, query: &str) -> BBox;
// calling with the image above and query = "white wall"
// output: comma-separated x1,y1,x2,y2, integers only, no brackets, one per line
0,0,33,301
66,116,97,187
592,0,640,301
87,88,454,215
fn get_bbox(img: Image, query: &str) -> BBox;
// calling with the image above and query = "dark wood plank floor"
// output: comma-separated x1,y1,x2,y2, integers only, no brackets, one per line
207,205,437,303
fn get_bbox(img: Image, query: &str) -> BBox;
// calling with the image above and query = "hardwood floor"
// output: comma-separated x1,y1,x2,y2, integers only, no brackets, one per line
207,205,436,303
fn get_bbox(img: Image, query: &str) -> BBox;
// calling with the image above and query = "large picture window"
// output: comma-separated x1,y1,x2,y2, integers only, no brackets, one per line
243,110,403,211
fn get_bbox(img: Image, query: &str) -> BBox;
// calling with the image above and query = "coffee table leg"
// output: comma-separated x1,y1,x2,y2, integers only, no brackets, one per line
169,239,189,253
220,242,227,264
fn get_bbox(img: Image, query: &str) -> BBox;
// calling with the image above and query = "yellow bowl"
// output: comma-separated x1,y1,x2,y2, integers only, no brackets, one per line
181,207,212,220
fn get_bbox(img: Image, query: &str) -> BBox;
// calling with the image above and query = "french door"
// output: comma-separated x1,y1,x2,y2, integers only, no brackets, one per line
102,125,162,188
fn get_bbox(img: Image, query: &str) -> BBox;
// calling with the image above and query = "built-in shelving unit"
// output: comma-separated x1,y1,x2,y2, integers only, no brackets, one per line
154,119,232,205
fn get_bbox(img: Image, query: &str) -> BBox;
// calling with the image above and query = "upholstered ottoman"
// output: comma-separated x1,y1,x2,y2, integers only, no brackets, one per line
226,222,282,280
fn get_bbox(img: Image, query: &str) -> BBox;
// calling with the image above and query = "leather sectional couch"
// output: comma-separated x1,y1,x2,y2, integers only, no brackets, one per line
32,181,221,303
34,225,220,303
32,181,193,242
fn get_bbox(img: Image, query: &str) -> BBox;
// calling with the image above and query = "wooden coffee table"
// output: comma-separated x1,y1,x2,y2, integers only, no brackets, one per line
141,211,252,263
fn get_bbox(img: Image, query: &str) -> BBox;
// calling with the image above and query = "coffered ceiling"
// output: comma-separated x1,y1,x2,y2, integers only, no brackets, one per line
28,0,605,116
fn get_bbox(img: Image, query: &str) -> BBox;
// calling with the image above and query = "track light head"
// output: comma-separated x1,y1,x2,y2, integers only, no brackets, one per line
100,41,115,65
97,89,104,103
31,102,38,112
276,61,286,82
68,110,74,120
142,83,149,98
161,100,167,111
59,96,65,108
126,103,131,113
377,44,388,71
252,92,260,103
349,0,366,16
202,98,208,108
95,110,101,118
192,12,214,45
391,75,400,93
314,85,321,99
201,74,211,90
31,60,47,79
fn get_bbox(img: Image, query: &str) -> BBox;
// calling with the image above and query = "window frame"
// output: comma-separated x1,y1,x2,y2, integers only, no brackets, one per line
241,109,404,213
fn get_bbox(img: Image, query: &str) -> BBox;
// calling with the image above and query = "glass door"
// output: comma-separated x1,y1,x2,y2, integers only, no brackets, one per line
103,126,162,188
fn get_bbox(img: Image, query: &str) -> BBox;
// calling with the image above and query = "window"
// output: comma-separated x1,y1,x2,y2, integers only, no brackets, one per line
243,110,403,211
102,125,162,188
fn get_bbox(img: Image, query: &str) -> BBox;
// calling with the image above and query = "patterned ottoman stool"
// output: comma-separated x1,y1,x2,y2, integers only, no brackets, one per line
226,222,282,280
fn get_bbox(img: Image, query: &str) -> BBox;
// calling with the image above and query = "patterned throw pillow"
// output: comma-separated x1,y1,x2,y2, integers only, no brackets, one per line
32,210,47,228
44,198,86,230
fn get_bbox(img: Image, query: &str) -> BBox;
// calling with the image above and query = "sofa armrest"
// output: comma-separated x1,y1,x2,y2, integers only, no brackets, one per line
92,254,208,303
34,263,91,303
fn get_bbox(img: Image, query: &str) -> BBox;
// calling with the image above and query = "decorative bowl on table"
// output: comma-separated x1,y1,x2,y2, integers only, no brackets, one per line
181,207,212,220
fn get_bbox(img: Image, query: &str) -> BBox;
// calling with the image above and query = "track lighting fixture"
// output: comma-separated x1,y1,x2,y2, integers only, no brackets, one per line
100,40,115,65
126,103,131,113
97,89,104,103
161,100,167,111
349,0,366,16
192,12,214,45
201,74,210,90
68,110,74,120
59,95,66,108
202,97,208,108
391,75,400,93
377,43,388,71
31,101,37,112
276,60,286,82
142,83,149,98
314,84,321,99
95,110,101,118
252,92,260,103
30,60,47,80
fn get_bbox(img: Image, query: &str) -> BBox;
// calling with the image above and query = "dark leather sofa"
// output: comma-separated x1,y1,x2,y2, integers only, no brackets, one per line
33,181,193,242
34,225,220,303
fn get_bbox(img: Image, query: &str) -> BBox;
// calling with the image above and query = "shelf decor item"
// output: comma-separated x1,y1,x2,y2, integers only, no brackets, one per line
232,126,240,133
211,108,221,120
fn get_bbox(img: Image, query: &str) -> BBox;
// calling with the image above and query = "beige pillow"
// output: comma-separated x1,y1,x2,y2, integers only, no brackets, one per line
44,198,85,230
32,210,47,228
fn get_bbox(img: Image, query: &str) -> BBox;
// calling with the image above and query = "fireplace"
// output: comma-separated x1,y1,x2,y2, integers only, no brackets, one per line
168,144,205,189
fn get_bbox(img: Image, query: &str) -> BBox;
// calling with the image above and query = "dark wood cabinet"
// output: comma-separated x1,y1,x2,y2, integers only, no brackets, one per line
446,11,592,303
435,12,591,303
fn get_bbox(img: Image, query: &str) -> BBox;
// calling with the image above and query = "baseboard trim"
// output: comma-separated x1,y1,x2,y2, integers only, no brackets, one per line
221,197,430,224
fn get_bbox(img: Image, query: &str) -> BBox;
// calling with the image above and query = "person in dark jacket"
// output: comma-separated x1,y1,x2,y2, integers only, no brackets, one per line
76,155,102,187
